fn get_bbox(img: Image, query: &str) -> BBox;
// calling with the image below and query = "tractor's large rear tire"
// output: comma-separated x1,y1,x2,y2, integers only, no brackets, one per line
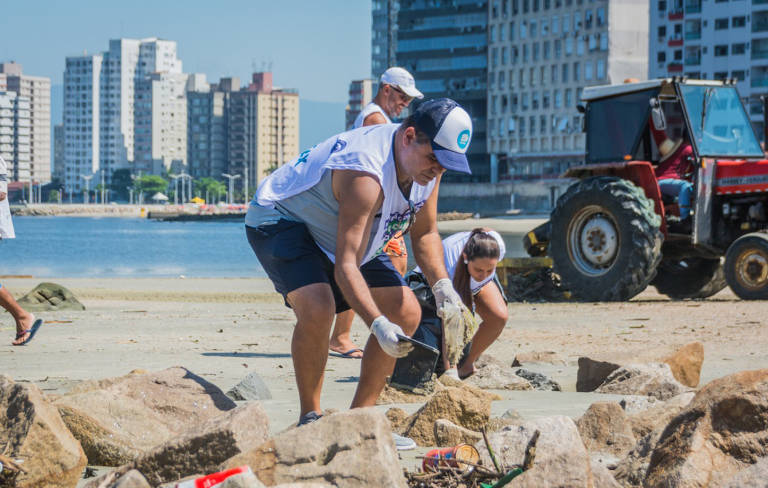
725,232,768,300
550,176,663,301
652,258,726,299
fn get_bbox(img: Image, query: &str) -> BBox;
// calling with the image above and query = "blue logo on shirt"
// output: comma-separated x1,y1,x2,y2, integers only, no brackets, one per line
457,130,470,150
331,139,347,154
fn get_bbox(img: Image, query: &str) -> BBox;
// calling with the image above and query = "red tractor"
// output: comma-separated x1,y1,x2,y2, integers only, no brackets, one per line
525,78,768,301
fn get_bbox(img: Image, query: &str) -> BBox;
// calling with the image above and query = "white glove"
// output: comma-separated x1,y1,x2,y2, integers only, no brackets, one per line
432,278,464,317
371,316,414,358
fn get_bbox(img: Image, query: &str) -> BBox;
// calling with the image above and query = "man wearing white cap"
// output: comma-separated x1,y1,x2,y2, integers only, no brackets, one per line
353,67,423,129
245,98,474,449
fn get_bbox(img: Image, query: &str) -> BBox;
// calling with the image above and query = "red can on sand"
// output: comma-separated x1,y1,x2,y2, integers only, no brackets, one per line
423,444,480,472
174,466,253,488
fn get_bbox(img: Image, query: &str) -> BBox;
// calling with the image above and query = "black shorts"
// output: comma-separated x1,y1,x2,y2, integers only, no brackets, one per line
246,220,406,314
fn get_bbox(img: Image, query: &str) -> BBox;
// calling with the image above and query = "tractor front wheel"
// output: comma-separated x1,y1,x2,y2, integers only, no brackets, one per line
725,232,768,300
549,176,663,301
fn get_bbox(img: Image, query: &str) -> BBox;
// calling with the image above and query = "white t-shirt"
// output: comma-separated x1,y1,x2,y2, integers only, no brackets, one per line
421,230,506,295
353,102,391,129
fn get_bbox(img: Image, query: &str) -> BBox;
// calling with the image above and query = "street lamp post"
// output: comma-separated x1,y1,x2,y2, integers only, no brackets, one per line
170,175,180,205
80,175,93,204
222,173,241,205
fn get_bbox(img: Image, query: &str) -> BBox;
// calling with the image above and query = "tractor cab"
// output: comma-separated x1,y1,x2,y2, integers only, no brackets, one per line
579,79,763,167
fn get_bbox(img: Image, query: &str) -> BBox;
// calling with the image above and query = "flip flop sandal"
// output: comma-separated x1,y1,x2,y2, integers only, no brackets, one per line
329,348,364,359
13,318,42,346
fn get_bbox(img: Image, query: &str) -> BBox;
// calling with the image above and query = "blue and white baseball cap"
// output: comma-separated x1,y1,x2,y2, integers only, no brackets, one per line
412,98,473,174
381,67,424,99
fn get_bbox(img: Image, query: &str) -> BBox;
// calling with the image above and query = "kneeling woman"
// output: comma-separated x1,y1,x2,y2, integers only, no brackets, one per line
400,228,508,380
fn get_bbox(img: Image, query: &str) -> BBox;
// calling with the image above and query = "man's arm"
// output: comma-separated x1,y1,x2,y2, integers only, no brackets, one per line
409,174,450,287
333,170,385,325
363,112,389,126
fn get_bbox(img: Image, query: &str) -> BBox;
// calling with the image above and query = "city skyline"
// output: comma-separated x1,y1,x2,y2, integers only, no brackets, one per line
0,1,372,105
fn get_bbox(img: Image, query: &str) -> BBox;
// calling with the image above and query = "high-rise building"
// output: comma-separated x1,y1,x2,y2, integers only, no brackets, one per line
0,62,51,184
63,38,183,193
0,91,31,183
187,73,299,193
346,79,375,130
187,77,231,181
649,0,764,135
372,0,400,79
396,0,490,182
488,0,648,179
53,124,64,183
229,72,300,192
134,72,189,174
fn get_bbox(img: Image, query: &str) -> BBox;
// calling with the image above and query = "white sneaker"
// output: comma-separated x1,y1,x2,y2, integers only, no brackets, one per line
392,432,416,451
442,368,460,380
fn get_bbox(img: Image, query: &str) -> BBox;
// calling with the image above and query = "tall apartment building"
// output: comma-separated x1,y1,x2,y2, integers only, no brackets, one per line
187,73,299,193
63,38,183,193
134,72,189,174
0,92,31,182
53,124,64,183
373,0,400,79
396,0,490,182
346,79,375,129
488,0,648,179
229,72,299,192
649,0,765,135
0,62,51,183
188,77,233,181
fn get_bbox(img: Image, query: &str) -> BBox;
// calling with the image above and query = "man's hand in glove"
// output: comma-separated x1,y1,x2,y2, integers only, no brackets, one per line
371,316,414,358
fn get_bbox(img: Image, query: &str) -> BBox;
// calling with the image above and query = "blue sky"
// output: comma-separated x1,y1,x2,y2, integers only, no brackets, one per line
0,0,372,103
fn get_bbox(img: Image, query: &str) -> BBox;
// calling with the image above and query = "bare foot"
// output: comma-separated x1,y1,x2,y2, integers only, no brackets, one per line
12,313,35,345
329,337,364,358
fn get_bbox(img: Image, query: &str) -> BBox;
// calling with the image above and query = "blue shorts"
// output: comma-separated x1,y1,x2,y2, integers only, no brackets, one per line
246,220,406,314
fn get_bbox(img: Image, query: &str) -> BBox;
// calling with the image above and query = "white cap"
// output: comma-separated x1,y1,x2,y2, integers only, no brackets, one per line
380,67,424,99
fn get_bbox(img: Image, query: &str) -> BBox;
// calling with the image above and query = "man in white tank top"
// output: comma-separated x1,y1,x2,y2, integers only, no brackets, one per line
246,99,475,436
353,67,423,129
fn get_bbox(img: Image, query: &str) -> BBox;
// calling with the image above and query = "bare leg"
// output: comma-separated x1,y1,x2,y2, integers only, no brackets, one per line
286,283,336,417
329,310,363,358
0,285,36,345
457,282,508,379
350,285,421,408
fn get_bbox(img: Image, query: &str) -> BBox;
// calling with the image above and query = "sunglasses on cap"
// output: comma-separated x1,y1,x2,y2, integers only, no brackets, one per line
390,85,414,103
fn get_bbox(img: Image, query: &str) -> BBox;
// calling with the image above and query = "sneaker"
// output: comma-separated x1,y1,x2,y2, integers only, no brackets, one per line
297,411,322,427
392,432,416,451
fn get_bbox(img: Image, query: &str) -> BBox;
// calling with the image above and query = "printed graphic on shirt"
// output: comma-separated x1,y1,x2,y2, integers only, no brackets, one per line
375,200,425,255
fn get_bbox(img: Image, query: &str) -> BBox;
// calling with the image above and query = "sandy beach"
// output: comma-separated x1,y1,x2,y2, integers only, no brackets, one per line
1,274,767,480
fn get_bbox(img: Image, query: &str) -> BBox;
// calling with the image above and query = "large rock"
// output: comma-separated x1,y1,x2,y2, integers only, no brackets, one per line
515,368,561,391
464,358,532,391
434,419,483,447
613,427,665,488
577,357,621,392
627,392,695,439
590,460,621,488
662,342,704,389
16,282,85,311
226,372,272,401
716,457,768,488
475,416,593,487
402,386,492,446
0,375,87,488
219,408,406,488
54,367,237,466
596,363,689,400
131,402,270,486
576,402,636,459
645,369,768,487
